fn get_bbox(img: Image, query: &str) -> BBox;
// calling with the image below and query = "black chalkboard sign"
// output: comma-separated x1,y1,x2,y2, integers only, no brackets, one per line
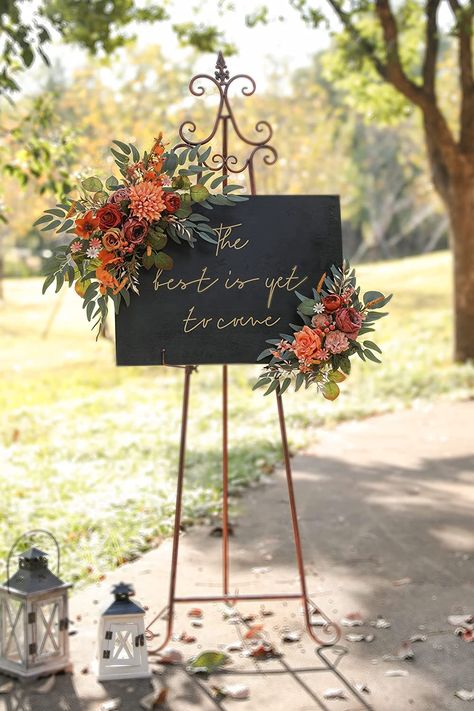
115,195,342,365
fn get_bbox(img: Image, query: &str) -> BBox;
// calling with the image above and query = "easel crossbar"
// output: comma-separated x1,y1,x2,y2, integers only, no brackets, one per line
173,593,304,603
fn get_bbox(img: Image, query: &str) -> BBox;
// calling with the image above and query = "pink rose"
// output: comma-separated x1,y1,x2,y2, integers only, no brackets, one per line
325,330,350,354
312,313,331,329
123,218,148,246
109,187,130,204
335,307,363,339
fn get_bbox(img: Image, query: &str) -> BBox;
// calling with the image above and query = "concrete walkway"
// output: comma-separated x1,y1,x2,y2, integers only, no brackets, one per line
1,401,473,711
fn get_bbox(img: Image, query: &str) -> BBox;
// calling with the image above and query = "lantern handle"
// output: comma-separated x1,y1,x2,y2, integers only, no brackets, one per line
6,529,61,593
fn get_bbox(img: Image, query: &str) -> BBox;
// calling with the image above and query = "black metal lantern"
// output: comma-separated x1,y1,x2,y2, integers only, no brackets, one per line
0,530,72,679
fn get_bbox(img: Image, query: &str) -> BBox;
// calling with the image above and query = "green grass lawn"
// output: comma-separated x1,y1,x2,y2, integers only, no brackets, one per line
1,251,473,585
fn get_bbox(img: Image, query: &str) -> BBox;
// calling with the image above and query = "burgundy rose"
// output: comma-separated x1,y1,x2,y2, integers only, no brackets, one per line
123,218,148,246
335,307,363,339
322,294,342,312
108,187,130,205
97,204,123,230
164,192,181,213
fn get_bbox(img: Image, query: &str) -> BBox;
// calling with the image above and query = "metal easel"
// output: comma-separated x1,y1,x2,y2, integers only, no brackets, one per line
146,52,341,651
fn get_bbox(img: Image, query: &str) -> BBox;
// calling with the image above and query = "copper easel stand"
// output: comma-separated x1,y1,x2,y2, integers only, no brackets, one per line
146,53,341,650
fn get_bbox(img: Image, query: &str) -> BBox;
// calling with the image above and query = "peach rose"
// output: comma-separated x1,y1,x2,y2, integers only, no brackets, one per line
292,326,322,362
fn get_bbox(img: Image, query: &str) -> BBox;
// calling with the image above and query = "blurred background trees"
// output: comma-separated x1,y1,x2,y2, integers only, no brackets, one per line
1,0,472,358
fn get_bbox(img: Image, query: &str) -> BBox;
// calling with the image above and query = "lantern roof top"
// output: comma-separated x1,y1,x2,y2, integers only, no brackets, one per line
102,581,145,616
0,547,71,597
20,546,48,560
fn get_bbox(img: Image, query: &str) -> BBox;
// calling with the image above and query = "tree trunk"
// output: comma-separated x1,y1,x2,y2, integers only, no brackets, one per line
448,170,474,361
423,112,474,362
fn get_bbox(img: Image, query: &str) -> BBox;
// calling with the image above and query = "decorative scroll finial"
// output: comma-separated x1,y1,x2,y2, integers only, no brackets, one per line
177,54,278,195
215,51,229,84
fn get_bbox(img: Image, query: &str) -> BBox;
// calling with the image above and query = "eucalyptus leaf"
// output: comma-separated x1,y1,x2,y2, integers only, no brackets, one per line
81,176,102,193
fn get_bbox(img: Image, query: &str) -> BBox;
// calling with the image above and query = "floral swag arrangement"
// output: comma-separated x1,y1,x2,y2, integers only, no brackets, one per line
37,135,246,335
254,262,392,399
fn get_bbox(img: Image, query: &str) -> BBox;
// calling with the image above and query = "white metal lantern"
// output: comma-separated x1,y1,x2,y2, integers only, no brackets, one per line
0,530,72,679
97,582,150,681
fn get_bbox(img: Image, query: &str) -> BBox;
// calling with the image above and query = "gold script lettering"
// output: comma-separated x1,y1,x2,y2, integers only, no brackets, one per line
183,306,213,333
155,266,219,294
265,267,308,308
214,223,249,256
216,314,281,330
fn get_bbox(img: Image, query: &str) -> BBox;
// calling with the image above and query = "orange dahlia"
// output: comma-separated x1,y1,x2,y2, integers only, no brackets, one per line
128,181,165,222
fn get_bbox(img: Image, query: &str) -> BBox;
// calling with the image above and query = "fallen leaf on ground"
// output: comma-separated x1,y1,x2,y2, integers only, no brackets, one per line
448,614,473,627
80,666,90,674
188,608,203,619
245,624,264,639
140,689,168,709
0,681,14,694
32,676,56,694
384,670,409,677
456,628,474,642
341,612,364,627
187,651,231,674
323,688,347,700
179,631,196,644
210,524,234,537
101,701,121,711
156,647,183,665
383,641,414,662
455,689,474,702
212,683,250,699
281,629,302,643
371,616,391,629
345,633,374,643
392,578,411,587
245,642,281,660
242,613,256,623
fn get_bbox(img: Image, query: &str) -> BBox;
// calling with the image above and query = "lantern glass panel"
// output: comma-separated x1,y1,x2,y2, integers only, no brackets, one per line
1,598,25,665
34,599,61,660
108,622,141,667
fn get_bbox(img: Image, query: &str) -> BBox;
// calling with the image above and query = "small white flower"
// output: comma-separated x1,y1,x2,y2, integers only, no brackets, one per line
86,246,100,259
313,302,325,314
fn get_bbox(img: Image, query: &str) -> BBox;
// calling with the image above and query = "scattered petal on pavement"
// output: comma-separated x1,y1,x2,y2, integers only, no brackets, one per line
213,683,250,699
455,690,474,702
384,670,409,677
323,688,347,700
346,633,375,643
448,615,473,627
0,681,14,694
341,612,364,627
281,629,302,643
101,701,121,711
371,616,391,629
140,689,168,709
392,578,411,587
32,676,56,694
156,647,183,665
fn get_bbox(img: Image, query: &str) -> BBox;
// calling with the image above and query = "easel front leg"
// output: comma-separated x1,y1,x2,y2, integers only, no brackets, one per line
275,388,341,646
222,364,230,596
150,365,193,652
